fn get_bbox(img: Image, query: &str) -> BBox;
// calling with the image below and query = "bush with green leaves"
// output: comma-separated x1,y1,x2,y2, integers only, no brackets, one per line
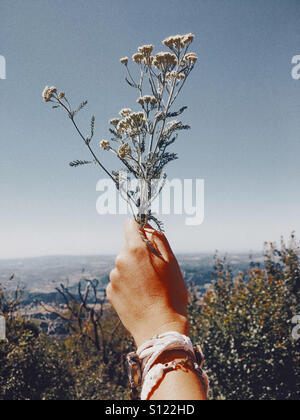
189,236,300,400
0,276,133,400
0,316,74,400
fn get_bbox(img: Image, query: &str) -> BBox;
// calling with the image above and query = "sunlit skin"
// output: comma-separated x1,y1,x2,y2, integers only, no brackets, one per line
106,219,207,400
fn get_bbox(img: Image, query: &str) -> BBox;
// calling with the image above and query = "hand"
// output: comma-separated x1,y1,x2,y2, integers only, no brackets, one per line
106,219,189,347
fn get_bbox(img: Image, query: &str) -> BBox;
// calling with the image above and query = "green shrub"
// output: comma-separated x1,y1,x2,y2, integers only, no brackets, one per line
0,318,74,400
189,236,300,400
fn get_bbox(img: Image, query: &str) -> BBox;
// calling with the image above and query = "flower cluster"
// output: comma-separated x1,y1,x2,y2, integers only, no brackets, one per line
120,57,129,65
116,112,146,135
138,44,154,56
163,33,194,50
100,140,110,151
109,118,121,126
42,86,57,102
181,52,198,65
119,108,132,117
137,95,157,107
131,45,155,66
42,86,66,103
132,53,144,65
118,143,131,159
166,71,185,82
153,52,178,70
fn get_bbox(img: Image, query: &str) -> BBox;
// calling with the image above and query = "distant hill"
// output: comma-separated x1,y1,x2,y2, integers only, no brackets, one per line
177,252,264,288
0,253,264,334
0,252,264,298
0,255,115,294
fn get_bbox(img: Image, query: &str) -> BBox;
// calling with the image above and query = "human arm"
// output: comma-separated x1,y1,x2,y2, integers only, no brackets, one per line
106,219,207,400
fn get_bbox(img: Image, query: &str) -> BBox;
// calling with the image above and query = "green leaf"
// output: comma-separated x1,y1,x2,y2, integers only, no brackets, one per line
69,160,95,168
73,100,88,116
90,115,95,138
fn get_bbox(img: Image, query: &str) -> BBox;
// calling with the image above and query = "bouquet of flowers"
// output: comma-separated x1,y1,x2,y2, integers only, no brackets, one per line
43,33,197,249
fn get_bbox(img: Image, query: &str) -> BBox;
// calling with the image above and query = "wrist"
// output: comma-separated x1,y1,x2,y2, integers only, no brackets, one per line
133,315,189,348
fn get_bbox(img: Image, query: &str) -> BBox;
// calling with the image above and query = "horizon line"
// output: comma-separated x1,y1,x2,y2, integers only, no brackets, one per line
0,249,264,262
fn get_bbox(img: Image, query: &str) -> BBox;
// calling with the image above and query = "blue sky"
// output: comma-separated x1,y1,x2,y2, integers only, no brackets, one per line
0,0,300,258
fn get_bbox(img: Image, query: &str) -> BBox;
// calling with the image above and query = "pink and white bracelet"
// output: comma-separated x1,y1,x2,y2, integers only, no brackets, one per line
126,331,209,400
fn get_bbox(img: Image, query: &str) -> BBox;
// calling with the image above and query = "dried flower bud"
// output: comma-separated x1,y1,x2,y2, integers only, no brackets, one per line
166,71,177,80
150,96,158,105
138,44,154,56
100,140,110,151
58,92,65,99
163,33,194,50
119,108,132,117
183,53,198,65
118,143,131,159
129,112,145,126
154,52,178,69
120,57,128,65
109,118,120,126
153,59,159,68
143,95,152,104
132,53,144,64
42,86,57,102
172,35,182,47
162,36,175,48
137,95,157,107
182,33,195,45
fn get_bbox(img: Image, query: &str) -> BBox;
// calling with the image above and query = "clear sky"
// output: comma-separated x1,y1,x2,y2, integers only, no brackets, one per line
1,0,300,259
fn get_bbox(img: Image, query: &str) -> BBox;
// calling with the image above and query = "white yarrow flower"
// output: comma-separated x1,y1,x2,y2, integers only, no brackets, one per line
42,86,57,102
119,108,132,117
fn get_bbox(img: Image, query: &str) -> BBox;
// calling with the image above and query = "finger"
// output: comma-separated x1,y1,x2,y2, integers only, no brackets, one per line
124,218,145,251
109,268,120,287
151,231,174,263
